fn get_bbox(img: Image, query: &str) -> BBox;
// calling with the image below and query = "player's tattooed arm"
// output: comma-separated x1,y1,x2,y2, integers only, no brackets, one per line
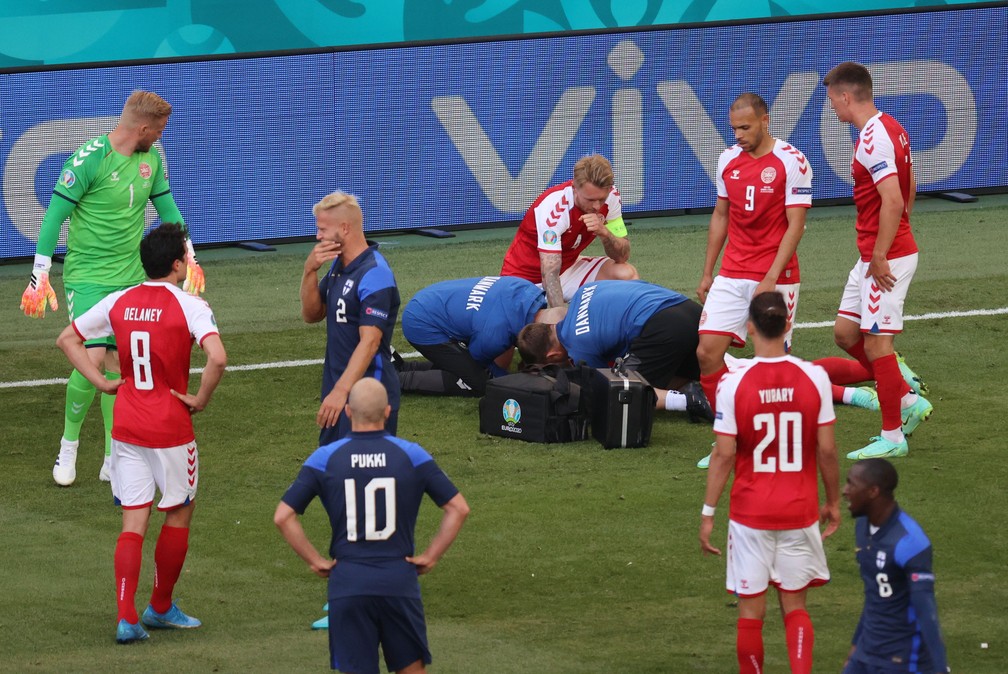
539,252,564,308
598,227,631,264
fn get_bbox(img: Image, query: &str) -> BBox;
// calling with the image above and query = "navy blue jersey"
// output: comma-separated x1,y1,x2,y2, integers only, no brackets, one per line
319,244,401,410
556,281,687,367
850,506,948,672
402,276,546,374
282,430,459,600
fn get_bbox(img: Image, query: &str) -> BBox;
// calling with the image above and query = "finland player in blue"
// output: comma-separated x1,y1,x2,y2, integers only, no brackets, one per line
843,459,949,673
301,192,401,445
399,276,550,396
516,280,713,419
275,378,470,674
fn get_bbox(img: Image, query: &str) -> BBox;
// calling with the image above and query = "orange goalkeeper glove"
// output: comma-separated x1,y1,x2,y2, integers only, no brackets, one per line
20,254,59,318
183,239,205,295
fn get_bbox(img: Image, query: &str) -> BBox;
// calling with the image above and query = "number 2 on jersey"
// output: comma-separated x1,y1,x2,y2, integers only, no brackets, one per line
344,477,396,541
752,411,802,472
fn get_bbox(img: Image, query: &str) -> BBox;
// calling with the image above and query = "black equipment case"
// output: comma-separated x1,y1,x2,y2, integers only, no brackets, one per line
590,365,656,449
479,366,589,443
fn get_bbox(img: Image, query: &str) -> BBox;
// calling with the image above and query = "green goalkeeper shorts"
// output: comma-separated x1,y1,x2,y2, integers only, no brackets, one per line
65,282,134,348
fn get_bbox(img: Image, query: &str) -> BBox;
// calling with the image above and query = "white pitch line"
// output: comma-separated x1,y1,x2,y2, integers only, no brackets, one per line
793,306,1008,330
3,306,1005,390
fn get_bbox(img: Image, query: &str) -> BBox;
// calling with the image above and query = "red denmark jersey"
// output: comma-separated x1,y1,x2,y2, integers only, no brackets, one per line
73,282,219,448
501,180,623,282
713,355,835,530
852,112,917,261
715,139,812,283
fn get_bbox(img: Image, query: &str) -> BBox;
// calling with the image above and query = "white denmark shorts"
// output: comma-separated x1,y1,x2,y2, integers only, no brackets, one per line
837,253,918,334
725,520,830,597
111,439,198,511
537,256,609,302
699,276,800,349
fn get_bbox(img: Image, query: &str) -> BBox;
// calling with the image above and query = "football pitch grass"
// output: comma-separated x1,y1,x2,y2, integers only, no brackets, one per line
1,196,1006,672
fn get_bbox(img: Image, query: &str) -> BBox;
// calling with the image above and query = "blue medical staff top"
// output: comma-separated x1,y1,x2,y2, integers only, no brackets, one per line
556,281,687,367
850,506,948,672
402,276,546,373
282,430,459,599
319,244,401,408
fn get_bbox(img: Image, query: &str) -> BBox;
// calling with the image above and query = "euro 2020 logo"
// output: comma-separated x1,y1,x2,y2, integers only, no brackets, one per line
502,398,521,425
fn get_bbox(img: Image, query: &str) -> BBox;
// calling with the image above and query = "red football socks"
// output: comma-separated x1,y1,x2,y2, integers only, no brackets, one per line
873,353,905,432
784,609,814,674
701,364,730,415
150,525,190,614
815,356,872,386
736,617,764,674
114,532,144,624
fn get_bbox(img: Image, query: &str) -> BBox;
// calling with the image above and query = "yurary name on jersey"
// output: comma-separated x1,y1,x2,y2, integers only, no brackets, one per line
759,387,795,403
351,453,387,468
123,307,162,322
574,284,597,335
466,276,500,311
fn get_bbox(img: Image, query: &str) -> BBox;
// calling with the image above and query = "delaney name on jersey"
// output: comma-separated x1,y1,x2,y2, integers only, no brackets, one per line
122,307,162,322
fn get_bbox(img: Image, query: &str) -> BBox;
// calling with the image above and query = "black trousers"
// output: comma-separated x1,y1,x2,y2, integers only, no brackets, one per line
398,341,490,397
627,300,702,389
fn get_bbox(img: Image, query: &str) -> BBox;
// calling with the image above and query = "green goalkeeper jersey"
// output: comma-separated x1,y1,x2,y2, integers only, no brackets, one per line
46,135,179,286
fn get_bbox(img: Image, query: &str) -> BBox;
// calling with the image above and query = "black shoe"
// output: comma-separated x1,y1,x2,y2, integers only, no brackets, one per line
683,381,714,424
390,345,406,372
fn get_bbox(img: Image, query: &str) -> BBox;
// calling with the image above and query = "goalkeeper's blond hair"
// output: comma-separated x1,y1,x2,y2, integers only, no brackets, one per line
121,90,172,124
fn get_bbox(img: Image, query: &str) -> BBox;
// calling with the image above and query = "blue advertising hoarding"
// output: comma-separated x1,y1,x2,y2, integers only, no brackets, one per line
0,5,1004,259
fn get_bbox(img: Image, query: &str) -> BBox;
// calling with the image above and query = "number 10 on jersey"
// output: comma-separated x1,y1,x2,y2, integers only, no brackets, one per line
344,478,397,541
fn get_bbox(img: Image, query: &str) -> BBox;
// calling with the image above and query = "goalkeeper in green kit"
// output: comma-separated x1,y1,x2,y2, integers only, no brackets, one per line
20,90,206,486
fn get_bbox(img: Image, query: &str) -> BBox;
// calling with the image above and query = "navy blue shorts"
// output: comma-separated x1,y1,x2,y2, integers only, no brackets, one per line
320,407,399,447
328,595,430,674
843,657,935,674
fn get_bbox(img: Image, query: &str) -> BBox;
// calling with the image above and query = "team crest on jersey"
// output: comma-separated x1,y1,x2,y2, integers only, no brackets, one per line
342,279,355,296
760,167,777,184
61,169,76,188
139,162,152,179
876,550,887,569
542,229,558,245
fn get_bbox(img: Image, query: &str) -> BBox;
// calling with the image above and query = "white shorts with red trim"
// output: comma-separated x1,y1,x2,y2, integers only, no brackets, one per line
699,276,800,349
540,256,609,302
725,520,830,596
837,254,918,334
111,438,198,511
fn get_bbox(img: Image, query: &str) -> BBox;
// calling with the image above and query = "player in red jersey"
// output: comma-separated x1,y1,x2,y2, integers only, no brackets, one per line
501,154,638,307
56,223,226,644
700,291,840,674
694,92,811,467
823,62,933,460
